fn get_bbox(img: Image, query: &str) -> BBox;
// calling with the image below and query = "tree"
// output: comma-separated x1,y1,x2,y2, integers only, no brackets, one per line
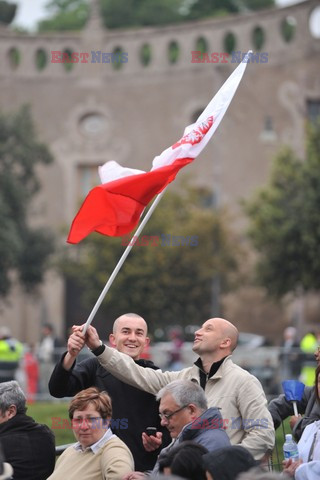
0,1,17,25
37,0,275,32
38,0,89,32
60,184,241,334
0,106,55,298
245,121,320,297
100,0,184,29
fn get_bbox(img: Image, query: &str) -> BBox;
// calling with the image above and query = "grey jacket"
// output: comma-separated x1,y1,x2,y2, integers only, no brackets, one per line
268,386,320,441
153,407,230,474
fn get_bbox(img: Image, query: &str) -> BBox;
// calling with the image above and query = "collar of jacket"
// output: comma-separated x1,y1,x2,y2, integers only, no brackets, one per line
192,355,234,381
177,407,224,440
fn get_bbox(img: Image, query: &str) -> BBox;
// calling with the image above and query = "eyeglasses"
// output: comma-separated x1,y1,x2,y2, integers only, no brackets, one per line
72,417,104,428
159,405,188,421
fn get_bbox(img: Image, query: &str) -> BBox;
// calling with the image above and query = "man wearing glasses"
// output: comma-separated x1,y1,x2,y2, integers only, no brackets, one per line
123,380,230,480
81,316,275,460
49,313,170,471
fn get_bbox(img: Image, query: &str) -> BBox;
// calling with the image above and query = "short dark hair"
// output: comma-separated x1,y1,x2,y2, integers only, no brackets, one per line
203,445,257,480
159,441,208,480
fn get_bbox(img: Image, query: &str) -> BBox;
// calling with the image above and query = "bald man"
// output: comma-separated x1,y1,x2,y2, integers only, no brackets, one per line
82,317,275,460
49,313,170,471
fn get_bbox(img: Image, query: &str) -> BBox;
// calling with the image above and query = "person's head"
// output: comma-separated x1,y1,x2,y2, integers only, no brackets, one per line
159,441,208,480
156,380,208,438
109,313,149,360
203,446,257,480
283,326,297,341
0,381,27,423
315,364,320,403
0,327,11,340
42,323,54,336
69,387,112,449
193,318,238,361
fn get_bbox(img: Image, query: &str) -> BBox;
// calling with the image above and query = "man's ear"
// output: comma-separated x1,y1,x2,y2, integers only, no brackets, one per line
7,405,17,419
144,336,150,347
221,337,232,350
109,333,116,348
187,403,198,419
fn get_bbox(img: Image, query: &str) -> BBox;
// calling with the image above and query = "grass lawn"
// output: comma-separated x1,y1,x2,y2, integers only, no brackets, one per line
27,401,75,446
27,401,290,470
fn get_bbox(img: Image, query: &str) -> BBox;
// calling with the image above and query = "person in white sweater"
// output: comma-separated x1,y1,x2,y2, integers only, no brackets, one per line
47,387,134,480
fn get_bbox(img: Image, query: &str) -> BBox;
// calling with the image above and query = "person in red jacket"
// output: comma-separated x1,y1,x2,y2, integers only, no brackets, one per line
24,344,39,403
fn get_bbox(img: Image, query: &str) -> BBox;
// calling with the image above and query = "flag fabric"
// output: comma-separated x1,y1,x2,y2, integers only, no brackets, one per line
67,53,251,244
282,380,305,402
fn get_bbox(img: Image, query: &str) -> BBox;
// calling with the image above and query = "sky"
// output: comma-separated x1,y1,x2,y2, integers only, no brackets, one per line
11,0,305,31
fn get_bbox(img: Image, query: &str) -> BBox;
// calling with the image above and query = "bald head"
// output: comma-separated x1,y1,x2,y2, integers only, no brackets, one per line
193,317,239,361
215,318,239,352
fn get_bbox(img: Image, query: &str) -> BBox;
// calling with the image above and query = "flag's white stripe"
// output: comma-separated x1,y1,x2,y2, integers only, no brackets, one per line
152,52,251,170
99,160,146,184
98,52,251,184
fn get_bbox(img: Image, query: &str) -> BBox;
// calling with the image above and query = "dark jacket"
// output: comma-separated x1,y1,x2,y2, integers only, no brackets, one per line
153,407,231,473
49,352,171,471
268,386,320,441
0,413,55,480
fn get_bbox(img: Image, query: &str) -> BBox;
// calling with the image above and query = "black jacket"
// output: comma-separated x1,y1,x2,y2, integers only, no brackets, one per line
268,386,320,440
0,413,55,480
49,353,170,471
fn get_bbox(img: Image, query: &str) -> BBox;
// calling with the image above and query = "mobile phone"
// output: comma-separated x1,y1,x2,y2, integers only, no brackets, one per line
145,427,157,436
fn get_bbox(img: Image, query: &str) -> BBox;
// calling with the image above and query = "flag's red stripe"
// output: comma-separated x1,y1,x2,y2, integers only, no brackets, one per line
67,157,193,244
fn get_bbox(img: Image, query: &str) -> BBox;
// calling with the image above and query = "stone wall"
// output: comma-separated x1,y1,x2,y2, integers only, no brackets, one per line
0,0,319,342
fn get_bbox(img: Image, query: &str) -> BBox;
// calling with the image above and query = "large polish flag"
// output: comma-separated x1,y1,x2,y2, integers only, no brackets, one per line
67,54,251,244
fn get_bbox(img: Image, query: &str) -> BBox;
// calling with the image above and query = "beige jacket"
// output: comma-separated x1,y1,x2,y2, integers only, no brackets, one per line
97,348,274,460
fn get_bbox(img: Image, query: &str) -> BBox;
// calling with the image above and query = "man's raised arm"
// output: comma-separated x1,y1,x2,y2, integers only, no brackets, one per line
85,325,180,394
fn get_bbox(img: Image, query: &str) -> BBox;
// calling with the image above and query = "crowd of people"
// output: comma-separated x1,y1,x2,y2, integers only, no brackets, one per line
0,314,319,479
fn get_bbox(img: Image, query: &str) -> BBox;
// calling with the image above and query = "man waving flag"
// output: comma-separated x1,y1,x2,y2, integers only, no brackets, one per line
67,53,251,244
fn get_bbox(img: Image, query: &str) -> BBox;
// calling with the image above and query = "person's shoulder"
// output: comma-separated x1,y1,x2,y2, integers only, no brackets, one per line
223,357,249,374
135,358,159,369
224,358,259,381
101,435,132,455
33,420,55,439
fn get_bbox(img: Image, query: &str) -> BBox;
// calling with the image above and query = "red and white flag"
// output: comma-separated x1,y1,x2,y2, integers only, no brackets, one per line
67,54,251,244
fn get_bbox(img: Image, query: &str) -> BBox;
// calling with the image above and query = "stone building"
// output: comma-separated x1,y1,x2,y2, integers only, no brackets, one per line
0,0,319,343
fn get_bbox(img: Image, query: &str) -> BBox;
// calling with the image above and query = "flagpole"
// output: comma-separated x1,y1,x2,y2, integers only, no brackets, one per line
82,187,167,334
